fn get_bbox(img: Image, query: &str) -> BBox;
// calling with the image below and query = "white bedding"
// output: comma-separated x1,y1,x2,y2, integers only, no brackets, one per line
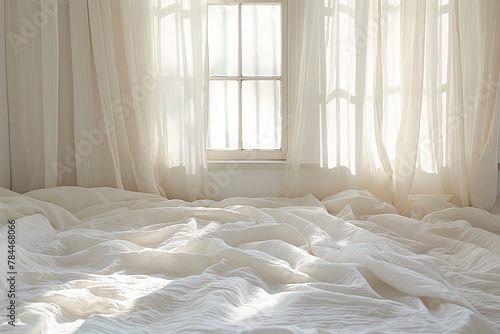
0,187,499,333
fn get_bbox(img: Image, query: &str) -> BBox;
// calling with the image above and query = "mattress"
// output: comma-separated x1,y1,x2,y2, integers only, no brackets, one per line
0,186,499,333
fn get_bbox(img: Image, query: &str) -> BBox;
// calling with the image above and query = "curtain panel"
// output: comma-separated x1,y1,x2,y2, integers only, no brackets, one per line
5,0,209,201
283,0,500,214
5,0,500,208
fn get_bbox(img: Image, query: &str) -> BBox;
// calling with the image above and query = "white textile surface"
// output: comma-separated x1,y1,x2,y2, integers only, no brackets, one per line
0,187,499,333
283,0,500,211
5,0,210,201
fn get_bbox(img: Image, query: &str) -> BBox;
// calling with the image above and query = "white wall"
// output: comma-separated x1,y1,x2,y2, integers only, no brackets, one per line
0,0,11,190
498,169,500,198
207,163,284,200
208,165,500,201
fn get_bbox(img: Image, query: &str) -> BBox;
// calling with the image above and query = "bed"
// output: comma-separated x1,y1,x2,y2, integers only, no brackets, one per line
1,186,499,333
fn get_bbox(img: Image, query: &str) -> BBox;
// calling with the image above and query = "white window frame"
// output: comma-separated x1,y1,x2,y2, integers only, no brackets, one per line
207,0,288,161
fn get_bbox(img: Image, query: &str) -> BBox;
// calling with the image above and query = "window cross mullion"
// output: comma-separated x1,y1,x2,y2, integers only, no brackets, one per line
238,3,243,151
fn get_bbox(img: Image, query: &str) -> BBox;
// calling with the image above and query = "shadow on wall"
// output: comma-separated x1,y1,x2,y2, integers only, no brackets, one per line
0,0,12,190
498,168,500,198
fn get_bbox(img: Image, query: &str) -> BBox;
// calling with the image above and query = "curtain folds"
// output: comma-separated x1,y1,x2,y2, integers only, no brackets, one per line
5,0,499,209
5,0,209,201
282,0,500,214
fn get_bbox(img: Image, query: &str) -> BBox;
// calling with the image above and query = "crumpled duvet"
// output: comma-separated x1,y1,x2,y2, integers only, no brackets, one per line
0,187,499,333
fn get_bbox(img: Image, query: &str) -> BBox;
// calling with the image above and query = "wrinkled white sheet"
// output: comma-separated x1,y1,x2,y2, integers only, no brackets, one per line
0,187,499,333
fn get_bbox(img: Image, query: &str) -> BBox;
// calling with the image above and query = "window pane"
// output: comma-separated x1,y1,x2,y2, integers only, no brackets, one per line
242,5,281,76
208,6,238,76
242,80,281,149
208,81,239,149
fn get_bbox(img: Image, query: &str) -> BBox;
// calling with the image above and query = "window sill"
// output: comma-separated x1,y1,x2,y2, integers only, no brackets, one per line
208,160,286,170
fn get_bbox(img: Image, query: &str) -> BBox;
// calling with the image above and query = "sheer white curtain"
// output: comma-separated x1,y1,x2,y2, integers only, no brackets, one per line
5,0,209,200
153,0,209,200
283,0,500,214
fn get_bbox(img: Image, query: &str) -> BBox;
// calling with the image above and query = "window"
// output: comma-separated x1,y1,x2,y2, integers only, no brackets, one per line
207,0,287,160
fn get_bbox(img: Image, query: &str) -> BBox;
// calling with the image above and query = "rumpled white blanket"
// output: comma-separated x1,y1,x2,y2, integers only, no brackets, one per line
0,187,499,333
